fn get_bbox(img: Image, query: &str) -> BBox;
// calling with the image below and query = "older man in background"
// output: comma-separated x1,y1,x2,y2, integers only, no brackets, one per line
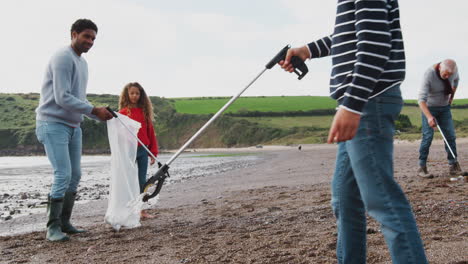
417,59,461,178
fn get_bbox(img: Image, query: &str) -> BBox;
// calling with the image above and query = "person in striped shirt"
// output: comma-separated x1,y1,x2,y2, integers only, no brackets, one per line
280,0,428,263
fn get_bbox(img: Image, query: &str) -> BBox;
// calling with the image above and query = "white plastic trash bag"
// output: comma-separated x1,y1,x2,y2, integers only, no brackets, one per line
105,113,142,230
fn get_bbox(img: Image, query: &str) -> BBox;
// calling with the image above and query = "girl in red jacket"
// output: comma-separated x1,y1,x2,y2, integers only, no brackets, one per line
119,82,158,219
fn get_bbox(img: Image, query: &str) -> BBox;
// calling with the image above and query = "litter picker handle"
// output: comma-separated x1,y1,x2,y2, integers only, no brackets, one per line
106,106,118,118
265,45,309,80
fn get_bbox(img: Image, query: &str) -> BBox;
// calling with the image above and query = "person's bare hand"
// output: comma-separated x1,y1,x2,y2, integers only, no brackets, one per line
327,108,361,143
92,107,114,121
150,156,156,165
278,46,310,72
427,116,437,128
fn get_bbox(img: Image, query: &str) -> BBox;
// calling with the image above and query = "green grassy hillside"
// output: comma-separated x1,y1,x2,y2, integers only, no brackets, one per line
2,93,468,154
0,94,39,129
4,92,463,130
401,106,468,126
237,105,468,130
237,116,334,129
0,93,121,130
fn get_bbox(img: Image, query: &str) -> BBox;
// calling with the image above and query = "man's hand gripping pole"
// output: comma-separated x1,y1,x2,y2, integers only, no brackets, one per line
266,45,309,80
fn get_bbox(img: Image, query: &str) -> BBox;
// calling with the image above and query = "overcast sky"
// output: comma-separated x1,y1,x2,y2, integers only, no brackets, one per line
1,0,467,99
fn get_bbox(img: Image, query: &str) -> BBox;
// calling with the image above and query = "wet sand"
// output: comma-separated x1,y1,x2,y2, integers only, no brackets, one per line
1,141,467,264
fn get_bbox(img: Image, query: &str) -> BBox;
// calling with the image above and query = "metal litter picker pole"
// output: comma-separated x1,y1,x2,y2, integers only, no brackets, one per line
165,68,267,166
435,121,457,160
141,44,309,201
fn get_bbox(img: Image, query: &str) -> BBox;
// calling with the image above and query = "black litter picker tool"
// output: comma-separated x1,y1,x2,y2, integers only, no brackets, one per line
109,45,308,202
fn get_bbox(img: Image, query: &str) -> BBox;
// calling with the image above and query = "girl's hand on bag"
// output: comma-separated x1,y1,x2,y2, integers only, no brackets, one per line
150,157,156,165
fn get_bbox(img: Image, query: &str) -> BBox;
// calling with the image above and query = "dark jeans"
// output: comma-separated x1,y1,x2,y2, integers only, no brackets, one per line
136,146,149,193
418,105,457,167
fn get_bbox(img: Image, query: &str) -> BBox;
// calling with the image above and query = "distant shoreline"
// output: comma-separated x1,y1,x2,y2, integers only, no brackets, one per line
3,138,468,157
0,147,110,157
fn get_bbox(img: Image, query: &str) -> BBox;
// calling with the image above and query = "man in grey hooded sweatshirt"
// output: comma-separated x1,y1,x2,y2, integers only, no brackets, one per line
35,18,113,242
417,59,461,178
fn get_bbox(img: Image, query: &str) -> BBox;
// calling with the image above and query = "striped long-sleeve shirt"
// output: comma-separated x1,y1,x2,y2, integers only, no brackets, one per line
307,0,405,114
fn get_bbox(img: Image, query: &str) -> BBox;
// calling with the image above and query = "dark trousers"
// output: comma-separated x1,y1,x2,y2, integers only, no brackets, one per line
136,146,149,193
418,105,457,167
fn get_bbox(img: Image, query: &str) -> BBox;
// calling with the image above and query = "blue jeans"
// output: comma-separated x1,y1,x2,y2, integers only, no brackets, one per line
332,87,428,264
136,146,149,193
419,105,457,167
36,121,82,199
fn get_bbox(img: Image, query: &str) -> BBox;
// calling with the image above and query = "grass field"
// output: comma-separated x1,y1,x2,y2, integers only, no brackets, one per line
406,99,468,105
237,116,334,129
237,105,468,130
172,96,337,114
401,106,468,127
173,96,468,115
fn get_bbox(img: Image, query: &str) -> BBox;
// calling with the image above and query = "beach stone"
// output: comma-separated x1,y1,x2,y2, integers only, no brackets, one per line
20,193,28,200
268,206,282,212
